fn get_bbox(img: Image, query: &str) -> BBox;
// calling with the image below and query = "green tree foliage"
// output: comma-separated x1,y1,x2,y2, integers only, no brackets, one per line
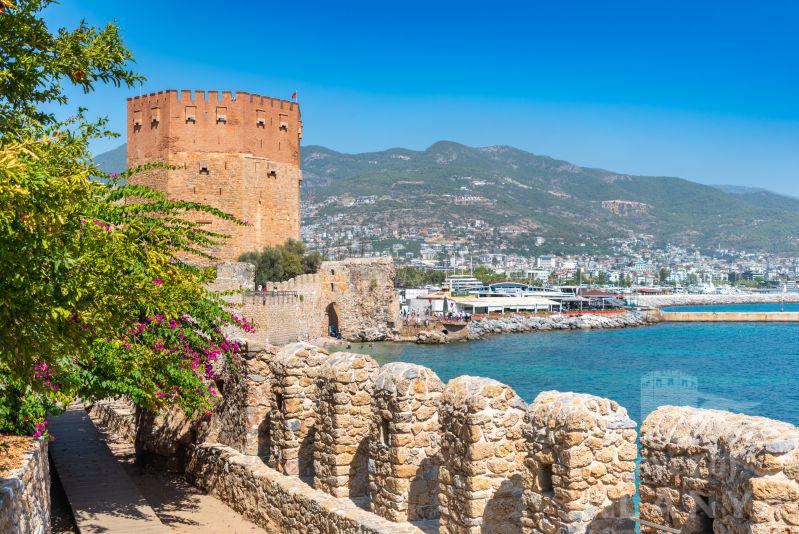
0,1,252,436
565,268,588,286
394,267,446,288
0,0,144,132
239,239,323,288
471,266,509,285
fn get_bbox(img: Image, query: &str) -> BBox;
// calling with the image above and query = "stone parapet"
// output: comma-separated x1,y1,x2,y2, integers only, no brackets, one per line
438,376,527,534
203,346,275,458
186,443,423,534
268,342,331,476
523,391,637,534
314,352,379,497
94,339,799,534
0,438,49,534
208,261,255,294
640,406,799,533
89,398,137,444
236,257,400,345
370,362,444,522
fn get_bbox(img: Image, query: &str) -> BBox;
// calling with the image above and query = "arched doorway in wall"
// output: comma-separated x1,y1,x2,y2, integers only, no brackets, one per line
326,302,340,338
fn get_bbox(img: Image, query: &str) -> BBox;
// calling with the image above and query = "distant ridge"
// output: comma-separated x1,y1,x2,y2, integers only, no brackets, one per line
713,184,770,195
93,144,126,174
94,141,799,253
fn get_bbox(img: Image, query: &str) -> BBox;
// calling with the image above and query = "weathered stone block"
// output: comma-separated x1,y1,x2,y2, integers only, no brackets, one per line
640,406,799,534
523,391,637,534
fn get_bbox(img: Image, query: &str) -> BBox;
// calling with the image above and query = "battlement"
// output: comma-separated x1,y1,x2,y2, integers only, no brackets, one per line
116,332,799,534
126,88,302,167
127,89,300,112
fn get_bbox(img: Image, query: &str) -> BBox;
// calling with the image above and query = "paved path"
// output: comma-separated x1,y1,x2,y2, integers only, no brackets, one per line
658,310,799,322
48,405,169,533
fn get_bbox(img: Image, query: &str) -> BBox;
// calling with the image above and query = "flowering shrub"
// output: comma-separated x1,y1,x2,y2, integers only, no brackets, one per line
0,136,256,436
0,0,258,437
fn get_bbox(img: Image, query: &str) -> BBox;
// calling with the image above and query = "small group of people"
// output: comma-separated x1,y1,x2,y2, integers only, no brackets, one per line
327,325,342,339
443,310,471,322
256,284,281,295
399,308,471,327
400,308,430,327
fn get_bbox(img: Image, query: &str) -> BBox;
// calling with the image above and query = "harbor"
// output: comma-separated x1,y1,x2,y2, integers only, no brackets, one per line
368,310,799,427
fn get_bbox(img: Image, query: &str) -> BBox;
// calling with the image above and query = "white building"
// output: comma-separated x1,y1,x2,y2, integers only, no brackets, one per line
536,256,556,269
444,275,484,292
448,295,560,315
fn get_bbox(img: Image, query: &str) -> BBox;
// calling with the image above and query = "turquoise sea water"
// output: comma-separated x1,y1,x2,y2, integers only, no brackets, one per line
347,312,799,427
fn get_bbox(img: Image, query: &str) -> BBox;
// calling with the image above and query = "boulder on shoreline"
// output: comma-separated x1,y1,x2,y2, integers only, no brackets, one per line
416,330,450,344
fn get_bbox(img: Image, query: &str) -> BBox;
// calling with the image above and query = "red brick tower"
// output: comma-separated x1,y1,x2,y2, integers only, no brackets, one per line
126,89,302,261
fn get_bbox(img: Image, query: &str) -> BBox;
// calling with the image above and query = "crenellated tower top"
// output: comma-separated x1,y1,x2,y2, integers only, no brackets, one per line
126,89,302,166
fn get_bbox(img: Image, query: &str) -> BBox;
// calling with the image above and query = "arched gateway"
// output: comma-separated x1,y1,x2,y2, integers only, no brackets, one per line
325,302,340,337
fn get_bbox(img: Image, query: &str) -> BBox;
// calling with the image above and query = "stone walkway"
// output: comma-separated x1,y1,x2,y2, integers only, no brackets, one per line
87,406,267,534
48,405,169,533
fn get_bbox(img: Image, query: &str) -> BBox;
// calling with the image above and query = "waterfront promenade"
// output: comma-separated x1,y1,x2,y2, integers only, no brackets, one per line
658,310,799,322
636,292,799,308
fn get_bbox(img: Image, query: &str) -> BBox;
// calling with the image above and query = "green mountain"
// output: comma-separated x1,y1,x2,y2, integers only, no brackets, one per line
94,141,799,254
93,143,126,174
300,141,799,254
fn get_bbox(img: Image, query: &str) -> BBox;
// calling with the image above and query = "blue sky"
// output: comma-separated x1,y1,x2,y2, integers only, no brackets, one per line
45,1,799,195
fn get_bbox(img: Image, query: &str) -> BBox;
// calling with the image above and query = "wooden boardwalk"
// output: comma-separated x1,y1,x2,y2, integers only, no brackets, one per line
48,405,169,533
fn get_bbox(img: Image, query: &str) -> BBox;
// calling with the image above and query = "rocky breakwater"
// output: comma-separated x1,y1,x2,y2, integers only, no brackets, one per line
467,311,653,340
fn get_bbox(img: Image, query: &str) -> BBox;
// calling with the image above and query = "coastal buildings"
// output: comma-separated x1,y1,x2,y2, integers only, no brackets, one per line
447,295,559,314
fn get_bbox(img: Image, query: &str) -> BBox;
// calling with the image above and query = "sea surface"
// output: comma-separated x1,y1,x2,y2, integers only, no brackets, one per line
337,305,799,426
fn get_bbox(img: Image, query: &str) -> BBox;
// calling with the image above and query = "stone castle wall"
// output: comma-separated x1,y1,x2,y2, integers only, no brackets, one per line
241,292,305,345
371,363,444,522
268,343,330,477
111,339,799,534
126,89,302,261
438,376,527,533
0,438,49,534
186,443,423,534
194,343,640,533
238,257,400,344
524,391,637,533
208,261,256,294
315,352,379,497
